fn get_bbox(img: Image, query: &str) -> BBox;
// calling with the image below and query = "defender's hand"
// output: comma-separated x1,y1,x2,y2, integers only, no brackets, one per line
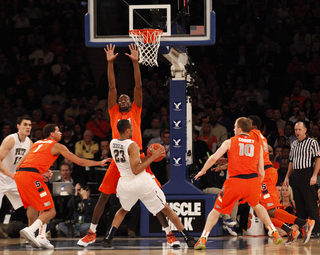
104,44,119,62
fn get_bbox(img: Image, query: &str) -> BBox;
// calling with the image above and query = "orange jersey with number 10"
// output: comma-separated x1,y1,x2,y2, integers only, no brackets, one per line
249,129,272,166
227,135,261,177
20,139,59,174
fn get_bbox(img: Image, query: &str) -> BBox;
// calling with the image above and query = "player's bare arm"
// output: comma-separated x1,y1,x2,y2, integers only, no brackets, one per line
105,44,118,109
257,146,264,181
0,136,16,178
0,136,15,161
129,142,161,175
125,44,143,107
195,139,230,180
53,143,109,167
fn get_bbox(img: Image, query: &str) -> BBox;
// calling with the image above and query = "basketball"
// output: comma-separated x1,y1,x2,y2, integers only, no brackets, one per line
147,143,166,162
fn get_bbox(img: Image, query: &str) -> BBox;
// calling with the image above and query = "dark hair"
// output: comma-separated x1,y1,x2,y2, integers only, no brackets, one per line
117,119,131,134
248,115,261,129
43,124,57,138
17,114,31,125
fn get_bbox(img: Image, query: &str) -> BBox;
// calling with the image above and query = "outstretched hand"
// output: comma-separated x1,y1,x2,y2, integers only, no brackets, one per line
211,164,228,172
104,44,119,62
125,43,139,62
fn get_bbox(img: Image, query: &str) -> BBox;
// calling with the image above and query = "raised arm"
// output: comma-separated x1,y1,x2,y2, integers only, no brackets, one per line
125,44,142,107
104,44,119,109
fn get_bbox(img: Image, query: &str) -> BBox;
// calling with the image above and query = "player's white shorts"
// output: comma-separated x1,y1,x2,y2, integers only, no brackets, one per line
116,171,166,216
0,179,23,210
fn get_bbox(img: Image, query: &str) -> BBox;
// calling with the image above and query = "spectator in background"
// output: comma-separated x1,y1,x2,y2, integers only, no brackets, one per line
209,112,228,148
75,105,91,131
282,122,298,146
264,119,279,148
0,124,12,144
303,98,316,121
72,123,84,142
198,122,218,153
58,163,75,185
291,85,306,109
31,127,43,142
29,44,54,66
215,107,233,138
289,106,301,123
310,124,320,143
273,109,286,133
85,108,110,140
74,130,99,181
143,117,160,149
64,97,80,121
31,109,46,129
224,98,242,123
58,183,97,237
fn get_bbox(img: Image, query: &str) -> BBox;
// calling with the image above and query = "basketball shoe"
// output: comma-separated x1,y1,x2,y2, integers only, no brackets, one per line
77,230,96,247
20,227,40,248
194,237,207,250
301,219,315,244
269,230,283,245
101,234,114,249
285,228,300,245
36,236,54,249
166,232,180,248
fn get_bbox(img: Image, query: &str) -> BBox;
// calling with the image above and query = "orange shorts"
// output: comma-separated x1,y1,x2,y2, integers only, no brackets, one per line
259,167,282,210
214,177,261,215
15,171,54,211
99,152,161,194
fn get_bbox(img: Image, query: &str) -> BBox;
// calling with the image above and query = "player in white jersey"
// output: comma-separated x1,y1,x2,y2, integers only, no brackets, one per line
0,115,48,245
101,119,196,249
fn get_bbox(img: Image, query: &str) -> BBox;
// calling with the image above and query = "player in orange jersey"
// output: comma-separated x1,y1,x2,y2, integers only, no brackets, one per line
248,115,314,245
15,124,108,249
78,44,194,248
194,117,282,250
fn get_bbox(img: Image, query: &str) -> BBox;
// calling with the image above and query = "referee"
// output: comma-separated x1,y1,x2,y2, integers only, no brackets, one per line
284,121,320,236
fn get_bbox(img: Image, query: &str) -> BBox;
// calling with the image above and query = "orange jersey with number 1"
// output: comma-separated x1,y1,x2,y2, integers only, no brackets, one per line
249,129,272,166
227,134,261,177
20,139,59,174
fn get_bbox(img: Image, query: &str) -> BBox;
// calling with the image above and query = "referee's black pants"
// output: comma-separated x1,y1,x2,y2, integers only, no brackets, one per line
292,167,320,232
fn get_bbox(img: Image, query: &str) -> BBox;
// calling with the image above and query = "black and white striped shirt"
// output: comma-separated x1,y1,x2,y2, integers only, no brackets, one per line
289,137,320,169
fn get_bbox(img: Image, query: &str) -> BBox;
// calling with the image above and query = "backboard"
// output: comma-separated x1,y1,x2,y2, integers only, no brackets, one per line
85,0,215,47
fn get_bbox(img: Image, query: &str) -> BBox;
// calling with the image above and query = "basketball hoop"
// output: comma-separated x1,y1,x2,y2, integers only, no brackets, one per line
129,29,163,67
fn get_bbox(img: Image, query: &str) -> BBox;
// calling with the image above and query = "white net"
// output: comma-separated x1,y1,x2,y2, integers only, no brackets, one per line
129,29,163,67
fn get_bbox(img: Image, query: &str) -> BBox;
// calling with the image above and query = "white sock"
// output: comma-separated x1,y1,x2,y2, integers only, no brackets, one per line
90,223,97,233
267,224,277,234
39,223,47,238
164,226,171,235
201,230,210,239
29,219,43,233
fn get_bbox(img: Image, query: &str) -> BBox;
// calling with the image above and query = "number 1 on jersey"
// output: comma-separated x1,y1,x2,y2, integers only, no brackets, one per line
33,144,43,153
